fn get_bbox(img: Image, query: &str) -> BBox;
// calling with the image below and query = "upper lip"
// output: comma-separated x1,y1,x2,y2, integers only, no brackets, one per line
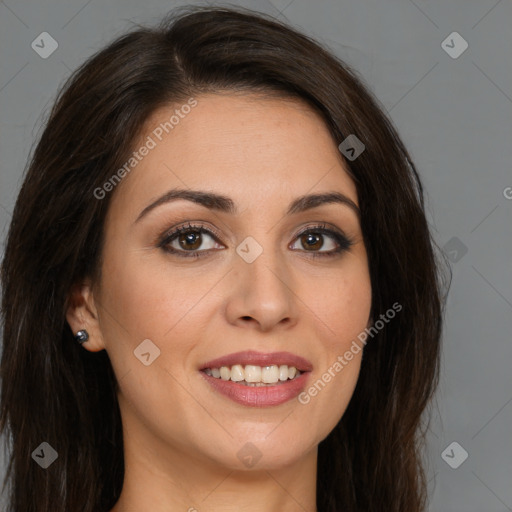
199,350,313,372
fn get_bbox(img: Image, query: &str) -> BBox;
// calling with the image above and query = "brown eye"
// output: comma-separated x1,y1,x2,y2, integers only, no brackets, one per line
177,231,203,250
300,232,325,251
160,223,224,258
291,230,339,253
289,225,353,258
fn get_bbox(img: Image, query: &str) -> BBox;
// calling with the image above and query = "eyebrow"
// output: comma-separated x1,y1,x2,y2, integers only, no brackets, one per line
134,188,360,224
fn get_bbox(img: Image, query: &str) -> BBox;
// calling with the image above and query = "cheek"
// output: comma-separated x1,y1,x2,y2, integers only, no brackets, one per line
99,250,221,402
101,250,210,341
296,261,371,434
308,261,372,343
99,255,209,434
298,338,363,444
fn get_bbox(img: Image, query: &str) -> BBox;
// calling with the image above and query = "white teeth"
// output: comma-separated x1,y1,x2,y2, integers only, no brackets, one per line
204,364,301,383
244,365,261,383
261,365,279,384
230,364,244,382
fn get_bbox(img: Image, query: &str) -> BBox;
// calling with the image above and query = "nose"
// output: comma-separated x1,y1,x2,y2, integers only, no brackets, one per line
224,244,299,332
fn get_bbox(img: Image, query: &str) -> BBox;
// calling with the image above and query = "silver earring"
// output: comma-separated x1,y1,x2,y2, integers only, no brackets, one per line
74,329,89,344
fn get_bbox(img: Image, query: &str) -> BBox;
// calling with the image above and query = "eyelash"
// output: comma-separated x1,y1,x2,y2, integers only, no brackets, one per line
158,221,354,260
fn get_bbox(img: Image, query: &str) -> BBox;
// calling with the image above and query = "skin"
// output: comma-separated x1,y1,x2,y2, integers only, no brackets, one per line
66,92,372,512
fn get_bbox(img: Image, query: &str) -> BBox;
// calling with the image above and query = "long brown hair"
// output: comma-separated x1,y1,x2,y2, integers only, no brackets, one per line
0,5,447,511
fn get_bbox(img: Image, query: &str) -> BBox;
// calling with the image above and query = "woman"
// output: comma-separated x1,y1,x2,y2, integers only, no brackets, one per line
0,5,446,511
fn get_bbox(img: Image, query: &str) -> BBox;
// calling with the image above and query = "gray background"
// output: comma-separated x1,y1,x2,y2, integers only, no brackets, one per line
1,0,511,510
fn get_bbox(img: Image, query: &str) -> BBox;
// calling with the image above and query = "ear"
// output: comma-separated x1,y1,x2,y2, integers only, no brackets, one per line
66,279,106,352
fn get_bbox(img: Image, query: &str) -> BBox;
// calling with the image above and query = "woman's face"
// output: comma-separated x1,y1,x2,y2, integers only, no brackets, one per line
72,92,372,473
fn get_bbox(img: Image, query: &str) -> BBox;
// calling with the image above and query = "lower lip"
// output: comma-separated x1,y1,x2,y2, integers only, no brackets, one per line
200,371,310,407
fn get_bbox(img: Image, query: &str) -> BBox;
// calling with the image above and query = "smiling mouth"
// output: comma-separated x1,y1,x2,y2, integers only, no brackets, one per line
202,364,303,386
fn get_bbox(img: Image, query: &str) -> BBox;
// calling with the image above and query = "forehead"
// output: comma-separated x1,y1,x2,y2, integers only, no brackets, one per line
109,92,358,218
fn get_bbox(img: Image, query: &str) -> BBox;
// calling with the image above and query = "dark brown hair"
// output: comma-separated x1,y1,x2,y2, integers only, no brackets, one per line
0,5,447,511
